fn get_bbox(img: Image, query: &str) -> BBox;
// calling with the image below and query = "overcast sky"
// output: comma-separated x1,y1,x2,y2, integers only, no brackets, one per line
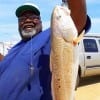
0,0,100,42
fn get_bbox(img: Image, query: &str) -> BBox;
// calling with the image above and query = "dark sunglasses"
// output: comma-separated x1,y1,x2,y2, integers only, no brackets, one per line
18,15,41,23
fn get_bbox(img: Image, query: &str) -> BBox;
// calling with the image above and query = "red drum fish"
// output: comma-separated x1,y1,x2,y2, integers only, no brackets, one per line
50,5,84,100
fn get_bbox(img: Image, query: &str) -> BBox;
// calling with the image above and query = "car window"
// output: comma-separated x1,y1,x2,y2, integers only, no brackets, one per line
99,40,100,45
83,39,98,52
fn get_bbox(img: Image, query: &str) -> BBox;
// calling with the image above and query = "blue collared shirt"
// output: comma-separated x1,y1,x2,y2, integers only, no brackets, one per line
0,28,52,100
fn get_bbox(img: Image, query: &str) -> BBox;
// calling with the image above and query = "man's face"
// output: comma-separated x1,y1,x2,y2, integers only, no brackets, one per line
18,10,42,41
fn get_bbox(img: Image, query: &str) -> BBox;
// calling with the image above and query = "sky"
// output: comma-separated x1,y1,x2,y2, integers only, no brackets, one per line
0,0,100,42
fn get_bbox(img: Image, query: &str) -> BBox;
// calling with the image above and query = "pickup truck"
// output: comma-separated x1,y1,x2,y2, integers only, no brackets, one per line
76,34,100,87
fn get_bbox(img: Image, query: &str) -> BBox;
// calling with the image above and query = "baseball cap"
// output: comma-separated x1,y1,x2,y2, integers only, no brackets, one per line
16,2,40,17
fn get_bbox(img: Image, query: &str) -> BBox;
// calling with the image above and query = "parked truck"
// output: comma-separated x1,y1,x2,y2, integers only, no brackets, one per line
76,34,100,87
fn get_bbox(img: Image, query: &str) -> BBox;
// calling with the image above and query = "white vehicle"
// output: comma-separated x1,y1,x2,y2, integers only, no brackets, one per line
76,34,100,87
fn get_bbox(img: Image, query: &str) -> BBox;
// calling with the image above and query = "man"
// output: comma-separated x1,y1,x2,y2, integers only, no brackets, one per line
0,2,52,100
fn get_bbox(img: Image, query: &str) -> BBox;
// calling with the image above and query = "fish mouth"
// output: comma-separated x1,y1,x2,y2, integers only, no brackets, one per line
53,6,63,19
53,6,61,15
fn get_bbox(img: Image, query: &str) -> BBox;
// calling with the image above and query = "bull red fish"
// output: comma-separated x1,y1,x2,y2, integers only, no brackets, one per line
50,5,84,100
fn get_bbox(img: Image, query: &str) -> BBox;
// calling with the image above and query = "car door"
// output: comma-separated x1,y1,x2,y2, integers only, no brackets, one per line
83,38,100,76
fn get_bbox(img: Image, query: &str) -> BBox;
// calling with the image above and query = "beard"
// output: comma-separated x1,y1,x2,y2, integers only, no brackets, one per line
21,28,37,40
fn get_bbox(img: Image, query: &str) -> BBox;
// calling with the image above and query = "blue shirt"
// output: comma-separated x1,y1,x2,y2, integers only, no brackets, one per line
0,28,52,100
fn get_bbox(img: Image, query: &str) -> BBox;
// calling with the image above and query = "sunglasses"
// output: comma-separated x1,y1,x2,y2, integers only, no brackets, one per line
18,15,41,23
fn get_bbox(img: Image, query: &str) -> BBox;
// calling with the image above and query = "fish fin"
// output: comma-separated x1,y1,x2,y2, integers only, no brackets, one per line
73,30,85,46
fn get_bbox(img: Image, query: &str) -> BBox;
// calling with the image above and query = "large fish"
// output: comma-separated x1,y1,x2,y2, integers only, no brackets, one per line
50,5,84,100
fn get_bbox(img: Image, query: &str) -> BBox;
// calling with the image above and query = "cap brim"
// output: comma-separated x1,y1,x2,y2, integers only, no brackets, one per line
16,5,40,17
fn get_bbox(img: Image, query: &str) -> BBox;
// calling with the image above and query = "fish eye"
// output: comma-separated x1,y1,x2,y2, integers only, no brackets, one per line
57,15,61,20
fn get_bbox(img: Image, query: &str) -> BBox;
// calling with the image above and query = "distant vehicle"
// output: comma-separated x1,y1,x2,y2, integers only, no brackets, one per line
76,34,100,88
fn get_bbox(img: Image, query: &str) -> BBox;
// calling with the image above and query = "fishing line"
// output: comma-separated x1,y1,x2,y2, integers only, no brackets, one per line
29,36,34,76
27,36,34,91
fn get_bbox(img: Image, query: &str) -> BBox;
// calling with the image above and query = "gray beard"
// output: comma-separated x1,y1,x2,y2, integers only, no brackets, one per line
21,28,37,38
